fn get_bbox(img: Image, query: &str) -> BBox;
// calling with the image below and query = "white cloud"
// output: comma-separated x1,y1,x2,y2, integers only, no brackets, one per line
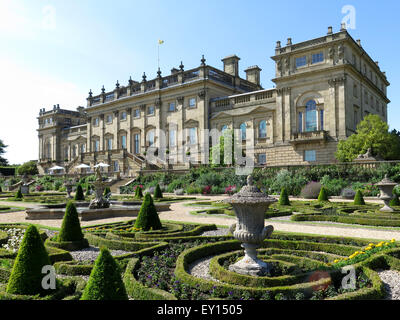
0,58,85,164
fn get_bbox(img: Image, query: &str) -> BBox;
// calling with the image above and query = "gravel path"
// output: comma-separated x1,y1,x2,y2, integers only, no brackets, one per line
378,270,400,300
188,255,220,282
69,246,130,262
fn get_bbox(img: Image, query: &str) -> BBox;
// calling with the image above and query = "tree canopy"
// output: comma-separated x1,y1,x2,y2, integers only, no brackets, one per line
17,160,39,175
335,114,400,162
0,139,8,166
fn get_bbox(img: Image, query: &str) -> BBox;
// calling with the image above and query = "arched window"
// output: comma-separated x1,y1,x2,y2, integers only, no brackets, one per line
240,123,246,140
221,125,228,133
147,130,155,147
305,100,317,132
258,120,267,138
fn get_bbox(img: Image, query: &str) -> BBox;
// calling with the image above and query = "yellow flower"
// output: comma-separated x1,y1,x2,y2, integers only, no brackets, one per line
391,239,396,243
376,243,383,247
365,247,372,251
385,242,390,246
334,259,340,263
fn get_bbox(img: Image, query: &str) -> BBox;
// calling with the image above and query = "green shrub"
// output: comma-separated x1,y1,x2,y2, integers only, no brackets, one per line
134,186,143,199
58,201,84,242
6,225,51,295
318,187,329,202
320,175,349,196
80,247,128,300
279,188,290,205
154,184,163,199
134,193,162,231
390,195,400,206
300,182,321,199
104,187,111,196
74,185,85,201
354,190,366,205
15,188,23,200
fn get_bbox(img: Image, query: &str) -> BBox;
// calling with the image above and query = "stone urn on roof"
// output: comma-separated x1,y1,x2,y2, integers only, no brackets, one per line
224,175,276,276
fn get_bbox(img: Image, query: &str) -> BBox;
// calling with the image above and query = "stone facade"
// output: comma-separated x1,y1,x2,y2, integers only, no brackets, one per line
37,26,390,176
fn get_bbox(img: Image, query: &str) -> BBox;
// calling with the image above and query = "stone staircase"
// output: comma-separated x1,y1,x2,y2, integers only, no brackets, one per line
109,177,137,194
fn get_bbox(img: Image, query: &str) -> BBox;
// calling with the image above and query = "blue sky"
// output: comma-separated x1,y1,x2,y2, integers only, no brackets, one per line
0,0,399,164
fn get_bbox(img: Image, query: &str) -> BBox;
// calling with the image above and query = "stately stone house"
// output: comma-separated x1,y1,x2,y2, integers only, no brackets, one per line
37,25,390,176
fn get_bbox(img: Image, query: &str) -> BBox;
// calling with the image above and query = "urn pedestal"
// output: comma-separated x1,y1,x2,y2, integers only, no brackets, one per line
224,176,276,276
376,175,397,212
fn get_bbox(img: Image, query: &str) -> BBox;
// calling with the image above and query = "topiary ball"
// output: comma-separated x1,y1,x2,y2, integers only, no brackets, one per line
153,184,163,199
74,184,85,201
58,201,84,242
80,247,128,300
6,225,51,295
318,187,329,202
353,190,366,205
134,193,162,231
278,188,290,206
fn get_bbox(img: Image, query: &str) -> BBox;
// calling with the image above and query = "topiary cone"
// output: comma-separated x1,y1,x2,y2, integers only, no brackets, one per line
80,247,128,300
154,184,163,199
15,187,23,199
278,188,290,205
58,201,84,242
134,193,162,231
74,184,85,201
353,190,365,205
318,187,329,202
134,186,143,199
6,225,51,295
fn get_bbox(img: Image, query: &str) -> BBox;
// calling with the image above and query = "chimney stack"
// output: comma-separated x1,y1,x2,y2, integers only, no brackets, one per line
327,26,333,35
221,55,240,77
244,66,262,86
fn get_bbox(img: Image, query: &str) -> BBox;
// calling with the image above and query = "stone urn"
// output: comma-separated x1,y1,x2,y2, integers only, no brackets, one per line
224,175,276,276
88,167,110,209
64,180,74,199
376,174,397,212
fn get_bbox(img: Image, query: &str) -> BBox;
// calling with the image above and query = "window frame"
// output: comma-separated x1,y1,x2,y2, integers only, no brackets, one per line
188,97,197,109
295,55,307,68
311,52,324,64
304,150,316,162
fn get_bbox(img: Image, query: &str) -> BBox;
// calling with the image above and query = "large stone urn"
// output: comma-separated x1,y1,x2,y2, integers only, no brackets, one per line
224,175,276,276
376,174,397,212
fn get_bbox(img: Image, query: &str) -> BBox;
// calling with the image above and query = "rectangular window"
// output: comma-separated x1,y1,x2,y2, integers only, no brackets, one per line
168,102,175,112
94,140,100,152
148,131,155,147
147,106,155,116
311,52,324,64
120,111,127,121
113,161,119,172
295,56,307,68
258,153,266,165
304,150,316,162
188,127,197,145
121,135,126,149
107,138,112,150
134,109,140,118
93,117,99,126
169,129,176,147
298,112,303,132
106,115,112,124
134,134,140,154
320,110,324,131
80,144,85,153
189,98,196,108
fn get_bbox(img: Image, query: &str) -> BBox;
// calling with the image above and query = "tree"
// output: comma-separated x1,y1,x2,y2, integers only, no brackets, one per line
278,188,290,205
0,139,8,166
74,184,85,201
209,129,235,167
335,114,400,162
6,225,51,295
16,160,38,175
80,247,128,300
154,184,163,199
58,201,84,242
134,193,162,231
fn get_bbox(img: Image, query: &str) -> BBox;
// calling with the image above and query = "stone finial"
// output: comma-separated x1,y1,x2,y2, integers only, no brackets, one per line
115,80,120,89
357,39,361,46
157,68,162,78
128,76,133,85
88,89,93,98
340,22,346,31
287,38,292,46
327,26,333,35
247,175,253,186
142,72,147,82
200,55,206,66
179,61,184,71
276,41,281,49
101,85,105,94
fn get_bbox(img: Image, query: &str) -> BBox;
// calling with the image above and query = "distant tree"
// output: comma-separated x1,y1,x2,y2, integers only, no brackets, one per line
209,129,235,167
0,139,8,166
335,115,400,162
17,160,38,175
